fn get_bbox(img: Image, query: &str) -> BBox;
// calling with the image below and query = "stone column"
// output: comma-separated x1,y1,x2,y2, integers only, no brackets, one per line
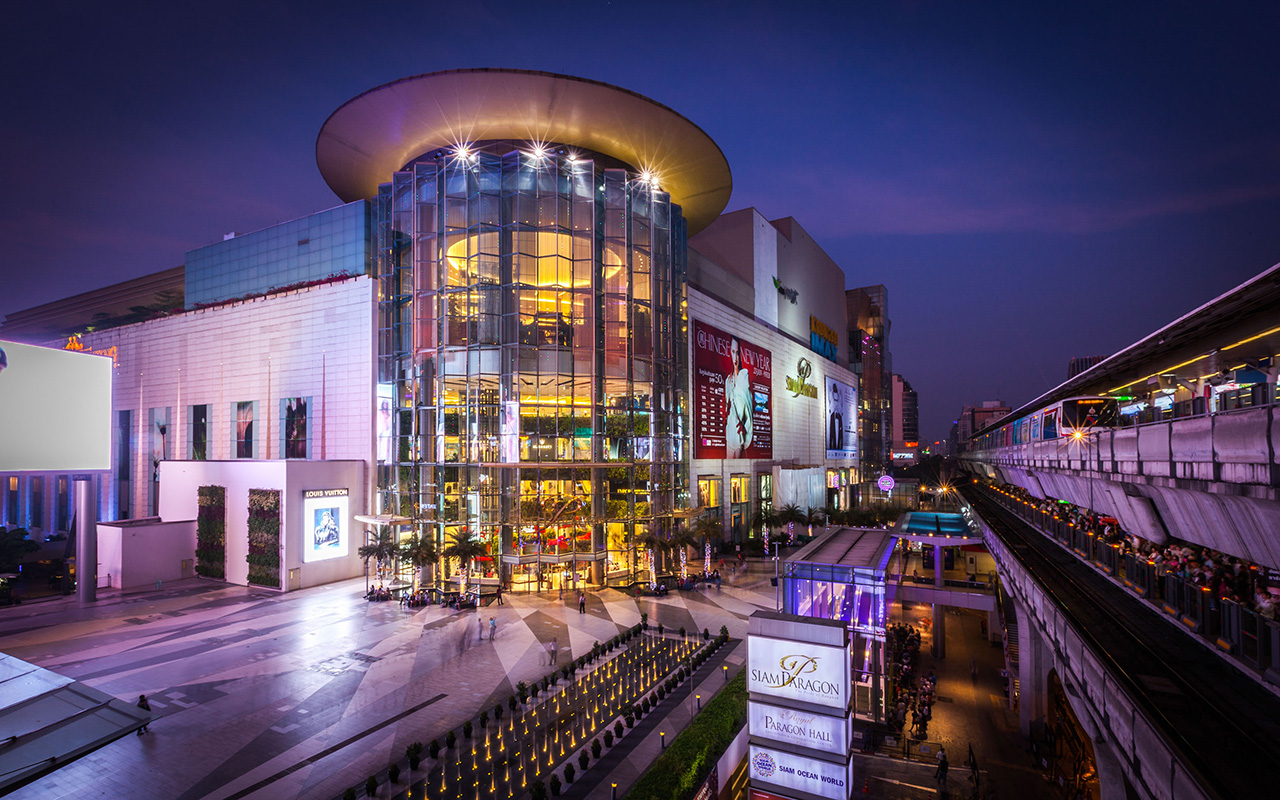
931,601,946,658
1019,622,1048,738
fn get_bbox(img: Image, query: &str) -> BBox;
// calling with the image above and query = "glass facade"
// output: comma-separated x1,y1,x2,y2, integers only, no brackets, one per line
374,143,689,591
185,201,371,308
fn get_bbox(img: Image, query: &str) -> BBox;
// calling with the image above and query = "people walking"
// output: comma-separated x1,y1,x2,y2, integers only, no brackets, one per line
935,748,949,785
478,616,484,643
578,592,586,614
495,584,504,605
136,695,152,734
489,617,497,641
550,637,558,666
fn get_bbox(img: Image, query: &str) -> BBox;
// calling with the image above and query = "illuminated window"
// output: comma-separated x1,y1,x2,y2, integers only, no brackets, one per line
758,474,773,513
281,397,310,459
730,475,749,504
233,401,257,459
697,476,721,509
6,477,17,526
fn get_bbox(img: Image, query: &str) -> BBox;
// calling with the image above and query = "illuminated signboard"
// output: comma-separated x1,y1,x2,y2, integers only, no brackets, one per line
785,357,818,399
0,340,112,472
748,745,849,800
302,489,349,563
749,700,849,756
376,384,394,464
809,316,837,362
748,635,850,711
693,320,773,459
824,377,858,461
877,475,896,492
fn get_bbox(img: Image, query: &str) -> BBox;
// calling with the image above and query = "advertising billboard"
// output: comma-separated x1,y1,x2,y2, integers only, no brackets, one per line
692,320,772,459
376,383,394,464
748,745,850,800
303,489,349,563
749,699,850,756
824,376,858,461
748,635,850,711
0,340,112,472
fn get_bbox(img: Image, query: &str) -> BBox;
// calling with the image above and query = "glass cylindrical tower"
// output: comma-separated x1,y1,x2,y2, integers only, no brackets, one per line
317,69,732,592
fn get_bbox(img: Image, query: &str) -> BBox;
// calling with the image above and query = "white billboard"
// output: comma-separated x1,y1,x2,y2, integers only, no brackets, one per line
303,489,349,563
0,340,112,472
749,700,849,756
824,376,857,461
748,635,850,711
748,745,850,800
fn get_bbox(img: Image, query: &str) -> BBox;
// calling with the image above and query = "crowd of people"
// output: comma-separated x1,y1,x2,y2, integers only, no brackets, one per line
1001,484,1278,619
886,623,936,739
364,585,395,601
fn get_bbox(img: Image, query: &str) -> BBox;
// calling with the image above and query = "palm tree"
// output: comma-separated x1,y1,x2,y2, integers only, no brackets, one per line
358,528,397,584
755,504,780,541
399,531,438,589
0,527,40,573
806,506,826,535
635,530,671,586
668,524,700,578
687,513,723,575
442,529,487,594
776,504,804,543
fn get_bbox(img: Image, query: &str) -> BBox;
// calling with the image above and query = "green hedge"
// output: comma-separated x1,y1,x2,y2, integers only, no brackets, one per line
625,669,746,800
246,489,281,588
195,485,226,579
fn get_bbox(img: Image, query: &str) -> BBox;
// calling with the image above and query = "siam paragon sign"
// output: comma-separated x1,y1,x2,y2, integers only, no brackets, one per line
747,636,850,711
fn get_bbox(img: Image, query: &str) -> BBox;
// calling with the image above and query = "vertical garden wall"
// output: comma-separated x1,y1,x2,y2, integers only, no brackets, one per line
195,485,226,579
247,489,281,588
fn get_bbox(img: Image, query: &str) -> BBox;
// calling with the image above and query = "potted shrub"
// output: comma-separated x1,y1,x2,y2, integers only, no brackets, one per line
364,775,378,797
550,773,562,797
343,789,356,800
591,738,602,758
516,681,529,703
703,628,710,640
578,750,589,770
641,613,648,631
604,730,614,747
463,720,473,739
495,704,504,721
564,763,575,783
625,713,634,728
406,742,423,770
679,626,686,639
641,697,651,713
508,695,518,711
530,778,548,800
720,624,729,640
428,739,440,759
445,731,456,749
479,710,488,727
388,763,400,784
615,721,624,737
657,622,664,636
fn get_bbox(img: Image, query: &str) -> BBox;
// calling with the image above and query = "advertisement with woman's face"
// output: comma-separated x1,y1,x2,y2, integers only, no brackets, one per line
692,320,772,459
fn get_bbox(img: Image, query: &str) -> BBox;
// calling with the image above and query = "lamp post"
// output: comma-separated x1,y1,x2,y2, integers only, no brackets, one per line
772,541,781,611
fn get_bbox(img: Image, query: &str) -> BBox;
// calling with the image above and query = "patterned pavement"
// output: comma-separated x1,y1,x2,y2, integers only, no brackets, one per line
0,570,775,800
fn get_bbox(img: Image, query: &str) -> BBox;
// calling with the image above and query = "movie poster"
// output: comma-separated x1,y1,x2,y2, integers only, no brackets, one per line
303,489,349,563
692,320,772,459
824,376,858,461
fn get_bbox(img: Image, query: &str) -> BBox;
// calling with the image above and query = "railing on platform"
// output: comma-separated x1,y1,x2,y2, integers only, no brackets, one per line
976,485,1280,684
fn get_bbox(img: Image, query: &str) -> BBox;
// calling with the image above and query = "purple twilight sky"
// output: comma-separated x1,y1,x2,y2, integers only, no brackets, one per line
3,1,1279,444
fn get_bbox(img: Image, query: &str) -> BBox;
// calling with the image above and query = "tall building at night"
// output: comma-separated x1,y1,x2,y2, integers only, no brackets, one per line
1,69,880,593
890,374,918,466
1068,354,1104,378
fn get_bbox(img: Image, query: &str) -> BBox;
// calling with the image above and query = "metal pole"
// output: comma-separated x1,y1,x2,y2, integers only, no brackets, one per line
774,542,780,612
74,475,97,603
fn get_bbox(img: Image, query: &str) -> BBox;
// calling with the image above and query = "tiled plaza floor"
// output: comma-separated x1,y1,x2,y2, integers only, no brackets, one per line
0,569,772,800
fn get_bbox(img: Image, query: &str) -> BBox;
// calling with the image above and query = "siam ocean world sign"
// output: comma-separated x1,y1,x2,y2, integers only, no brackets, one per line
748,745,850,800
749,700,849,756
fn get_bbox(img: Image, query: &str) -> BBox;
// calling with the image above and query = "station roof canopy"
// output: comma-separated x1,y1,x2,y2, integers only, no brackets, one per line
316,69,733,235
975,262,1280,437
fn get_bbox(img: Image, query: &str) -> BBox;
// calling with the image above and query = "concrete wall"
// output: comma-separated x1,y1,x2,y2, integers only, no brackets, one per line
97,519,196,590
53,276,375,522
688,286,861,523
159,459,365,590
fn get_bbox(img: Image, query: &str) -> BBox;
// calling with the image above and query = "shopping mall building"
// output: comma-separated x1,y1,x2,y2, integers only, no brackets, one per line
0,70,885,593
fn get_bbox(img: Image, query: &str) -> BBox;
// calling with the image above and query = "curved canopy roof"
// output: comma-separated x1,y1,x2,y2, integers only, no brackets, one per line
316,69,733,234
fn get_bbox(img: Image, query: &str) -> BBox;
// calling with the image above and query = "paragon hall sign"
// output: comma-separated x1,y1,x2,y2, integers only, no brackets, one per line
747,611,854,800
750,700,850,755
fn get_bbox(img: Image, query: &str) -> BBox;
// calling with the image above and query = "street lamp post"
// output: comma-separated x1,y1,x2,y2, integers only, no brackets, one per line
773,541,781,611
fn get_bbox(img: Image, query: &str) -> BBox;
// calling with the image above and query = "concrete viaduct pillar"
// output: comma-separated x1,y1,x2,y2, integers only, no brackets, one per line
1018,611,1048,738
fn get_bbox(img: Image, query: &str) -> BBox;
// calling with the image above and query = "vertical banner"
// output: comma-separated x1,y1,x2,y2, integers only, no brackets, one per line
824,377,858,461
376,383,394,464
693,320,772,459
